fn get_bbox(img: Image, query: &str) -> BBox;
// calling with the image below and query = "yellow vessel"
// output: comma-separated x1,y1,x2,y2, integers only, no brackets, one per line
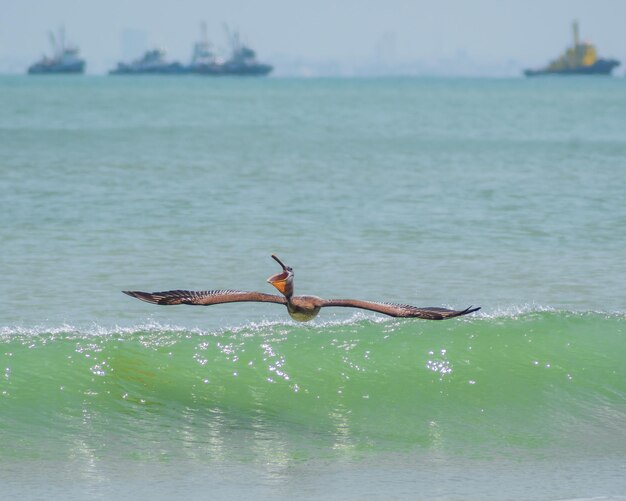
525,21,619,76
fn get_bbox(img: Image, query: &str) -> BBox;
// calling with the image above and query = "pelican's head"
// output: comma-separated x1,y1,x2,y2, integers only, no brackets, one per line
267,254,294,298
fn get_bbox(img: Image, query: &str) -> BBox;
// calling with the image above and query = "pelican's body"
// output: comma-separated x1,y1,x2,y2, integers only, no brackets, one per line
123,255,480,322
286,295,323,321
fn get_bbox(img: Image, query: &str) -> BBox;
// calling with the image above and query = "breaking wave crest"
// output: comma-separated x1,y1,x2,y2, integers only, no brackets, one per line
1,309,625,460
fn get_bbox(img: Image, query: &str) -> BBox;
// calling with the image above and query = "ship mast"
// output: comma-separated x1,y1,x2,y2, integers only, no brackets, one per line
223,23,241,51
59,26,66,53
572,20,580,47
201,21,208,45
48,31,58,57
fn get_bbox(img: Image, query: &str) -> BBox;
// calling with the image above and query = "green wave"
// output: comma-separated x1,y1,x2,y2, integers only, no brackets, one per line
1,311,625,460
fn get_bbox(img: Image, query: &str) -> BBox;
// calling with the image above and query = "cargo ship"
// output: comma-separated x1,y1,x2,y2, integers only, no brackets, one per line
28,28,85,74
524,21,620,76
109,48,186,75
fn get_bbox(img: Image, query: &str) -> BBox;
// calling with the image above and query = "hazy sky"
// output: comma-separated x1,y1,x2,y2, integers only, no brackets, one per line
2,0,625,75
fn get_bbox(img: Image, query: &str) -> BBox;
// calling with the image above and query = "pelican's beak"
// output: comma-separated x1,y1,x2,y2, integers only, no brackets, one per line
267,254,293,295
267,270,291,294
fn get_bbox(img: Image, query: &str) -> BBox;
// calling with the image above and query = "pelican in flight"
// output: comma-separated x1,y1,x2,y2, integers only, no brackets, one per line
123,254,480,322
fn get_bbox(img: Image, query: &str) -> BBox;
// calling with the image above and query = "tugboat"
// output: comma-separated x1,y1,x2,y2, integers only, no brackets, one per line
188,23,225,74
107,25,273,76
524,21,620,76
188,25,272,76
28,28,85,74
219,29,272,76
109,48,186,74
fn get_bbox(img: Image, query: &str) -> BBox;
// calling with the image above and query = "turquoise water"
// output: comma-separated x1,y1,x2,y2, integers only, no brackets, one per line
1,76,626,499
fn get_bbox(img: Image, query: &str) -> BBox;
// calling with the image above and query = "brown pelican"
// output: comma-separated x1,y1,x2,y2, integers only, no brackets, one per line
123,254,480,322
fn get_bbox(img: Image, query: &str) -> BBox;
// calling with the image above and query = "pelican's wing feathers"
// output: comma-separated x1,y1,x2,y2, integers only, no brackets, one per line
123,289,287,306
321,299,480,320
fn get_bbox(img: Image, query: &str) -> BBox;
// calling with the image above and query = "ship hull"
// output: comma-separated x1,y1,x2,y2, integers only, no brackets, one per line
219,64,273,76
28,61,85,74
524,59,620,76
109,64,273,76
109,63,189,75
191,63,272,76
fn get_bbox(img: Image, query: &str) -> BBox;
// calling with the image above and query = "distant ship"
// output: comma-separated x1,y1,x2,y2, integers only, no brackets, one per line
109,48,186,75
216,28,272,76
108,25,272,76
189,25,272,76
524,21,620,76
28,28,85,74
188,23,225,74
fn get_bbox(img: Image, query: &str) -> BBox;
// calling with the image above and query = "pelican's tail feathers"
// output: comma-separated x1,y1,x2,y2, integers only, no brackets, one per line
447,305,481,318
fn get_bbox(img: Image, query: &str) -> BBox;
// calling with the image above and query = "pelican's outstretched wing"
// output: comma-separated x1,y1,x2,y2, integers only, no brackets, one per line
123,289,287,306
321,299,480,320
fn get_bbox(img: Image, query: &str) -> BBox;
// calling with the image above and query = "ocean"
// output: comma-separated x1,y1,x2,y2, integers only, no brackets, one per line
1,75,625,500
